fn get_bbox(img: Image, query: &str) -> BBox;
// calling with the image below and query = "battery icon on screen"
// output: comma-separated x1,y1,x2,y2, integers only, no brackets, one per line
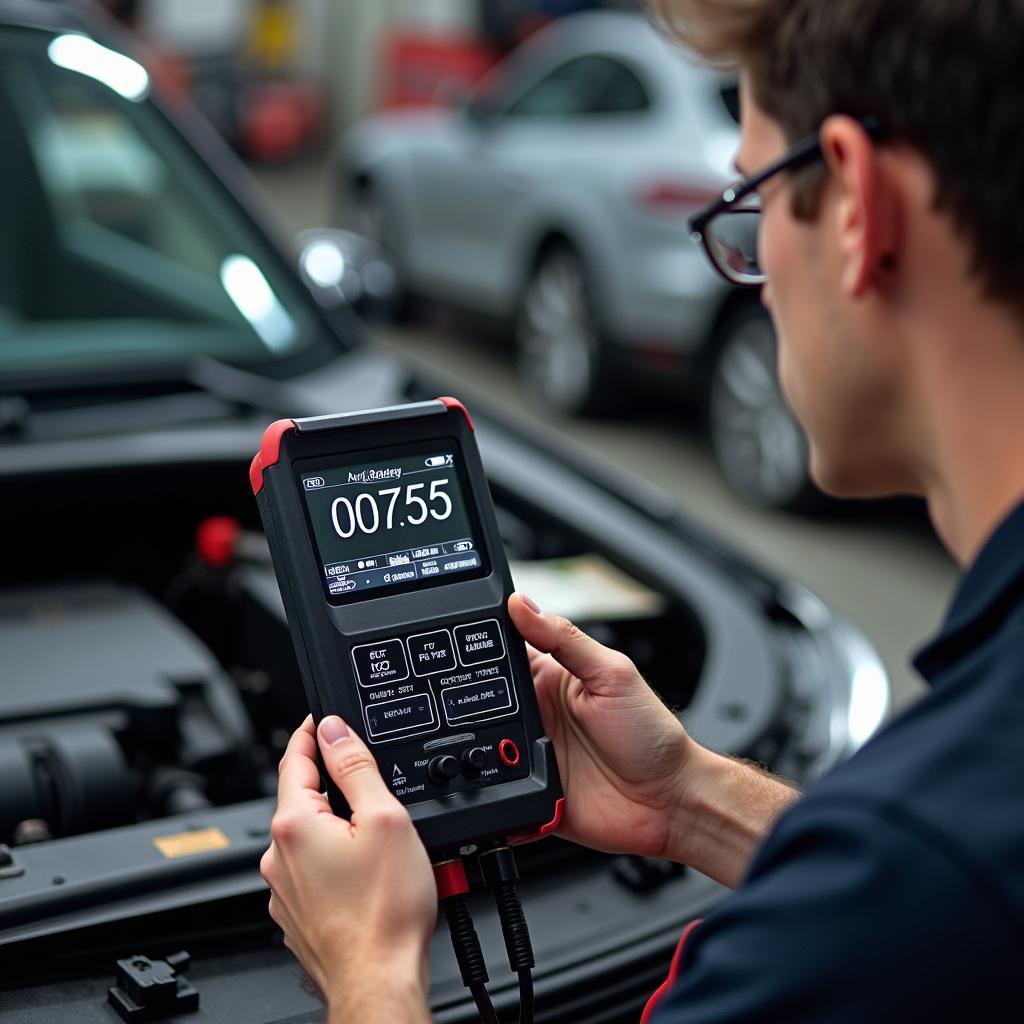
425,455,453,467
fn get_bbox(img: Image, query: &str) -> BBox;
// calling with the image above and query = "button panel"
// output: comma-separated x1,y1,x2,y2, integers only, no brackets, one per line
454,619,505,666
352,619,518,751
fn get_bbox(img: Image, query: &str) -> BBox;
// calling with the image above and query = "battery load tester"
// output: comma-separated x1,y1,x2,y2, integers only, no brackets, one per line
251,397,564,1024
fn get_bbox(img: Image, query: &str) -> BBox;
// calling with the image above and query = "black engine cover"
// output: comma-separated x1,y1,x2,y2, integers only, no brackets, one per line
0,583,253,842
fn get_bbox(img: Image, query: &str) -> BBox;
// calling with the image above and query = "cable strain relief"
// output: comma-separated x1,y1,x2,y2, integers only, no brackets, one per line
442,893,490,987
433,858,470,900
478,844,519,887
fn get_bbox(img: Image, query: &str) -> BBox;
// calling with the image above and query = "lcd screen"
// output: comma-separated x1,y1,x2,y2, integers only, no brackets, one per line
298,442,488,603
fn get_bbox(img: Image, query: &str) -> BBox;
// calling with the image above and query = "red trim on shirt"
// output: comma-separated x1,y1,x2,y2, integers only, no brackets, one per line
640,919,704,1024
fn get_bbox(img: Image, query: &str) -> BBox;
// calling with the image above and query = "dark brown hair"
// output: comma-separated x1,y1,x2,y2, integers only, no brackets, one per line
649,0,1024,314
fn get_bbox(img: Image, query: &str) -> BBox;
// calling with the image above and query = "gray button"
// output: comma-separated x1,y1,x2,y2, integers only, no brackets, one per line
442,677,513,723
455,619,505,666
365,693,436,738
408,629,457,676
351,639,409,687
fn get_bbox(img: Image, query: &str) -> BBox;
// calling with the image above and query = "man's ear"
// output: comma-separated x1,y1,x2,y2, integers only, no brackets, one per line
819,115,898,297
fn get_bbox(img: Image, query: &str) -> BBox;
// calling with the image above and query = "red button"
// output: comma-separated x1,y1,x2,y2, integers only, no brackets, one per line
498,739,520,767
195,516,241,568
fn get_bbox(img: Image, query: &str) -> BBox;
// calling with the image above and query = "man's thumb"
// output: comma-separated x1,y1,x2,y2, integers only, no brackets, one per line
317,716,392,813
508,592,624,685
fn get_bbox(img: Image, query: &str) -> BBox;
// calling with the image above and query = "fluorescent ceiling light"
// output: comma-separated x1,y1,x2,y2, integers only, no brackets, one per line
220,255,296,352
48,34,150,102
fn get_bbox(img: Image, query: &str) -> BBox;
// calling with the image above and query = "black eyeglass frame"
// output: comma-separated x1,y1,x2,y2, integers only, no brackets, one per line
689,114,884,287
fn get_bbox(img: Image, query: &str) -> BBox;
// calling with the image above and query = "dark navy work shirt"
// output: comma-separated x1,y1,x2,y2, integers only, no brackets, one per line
654,503,1024,1022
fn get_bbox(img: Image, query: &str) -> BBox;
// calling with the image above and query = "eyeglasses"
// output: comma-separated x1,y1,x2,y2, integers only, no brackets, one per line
689,115,883,287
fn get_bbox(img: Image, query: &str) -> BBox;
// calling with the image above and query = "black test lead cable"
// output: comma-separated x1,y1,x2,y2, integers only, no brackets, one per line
478,843,536,1024
434,858,499,1024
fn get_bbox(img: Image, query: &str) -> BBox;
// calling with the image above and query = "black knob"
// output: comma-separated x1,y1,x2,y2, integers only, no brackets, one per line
461,747,488,776
428,755,461,786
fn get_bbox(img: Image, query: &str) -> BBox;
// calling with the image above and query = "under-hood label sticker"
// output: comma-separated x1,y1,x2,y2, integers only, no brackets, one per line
153,827,231,859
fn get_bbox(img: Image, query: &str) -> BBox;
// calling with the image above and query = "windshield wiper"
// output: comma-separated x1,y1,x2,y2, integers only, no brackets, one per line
0,358,320,444
184,355,321,421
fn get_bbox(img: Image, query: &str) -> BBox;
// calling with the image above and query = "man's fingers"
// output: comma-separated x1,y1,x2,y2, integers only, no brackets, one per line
509,592,633,687
278,716,324,810
317,716,404,825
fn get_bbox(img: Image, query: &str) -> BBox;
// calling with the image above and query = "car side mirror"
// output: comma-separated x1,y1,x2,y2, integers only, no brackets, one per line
296,228,397,322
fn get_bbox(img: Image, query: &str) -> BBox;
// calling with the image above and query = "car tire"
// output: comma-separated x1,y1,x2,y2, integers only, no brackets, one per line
707,306,820,511
516,244,619,416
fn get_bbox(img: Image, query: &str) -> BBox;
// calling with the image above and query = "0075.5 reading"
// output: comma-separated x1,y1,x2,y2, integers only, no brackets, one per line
331,480,453,538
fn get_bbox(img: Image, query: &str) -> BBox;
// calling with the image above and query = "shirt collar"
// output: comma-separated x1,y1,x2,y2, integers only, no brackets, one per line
913,501,1024,683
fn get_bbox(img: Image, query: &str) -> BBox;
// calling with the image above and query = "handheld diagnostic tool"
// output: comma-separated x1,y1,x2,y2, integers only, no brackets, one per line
250,398,563,854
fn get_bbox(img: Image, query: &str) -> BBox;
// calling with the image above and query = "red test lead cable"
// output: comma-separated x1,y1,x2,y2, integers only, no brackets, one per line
433,858,498,1024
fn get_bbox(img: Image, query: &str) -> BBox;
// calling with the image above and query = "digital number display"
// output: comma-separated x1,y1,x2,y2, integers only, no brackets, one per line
299,445,486,601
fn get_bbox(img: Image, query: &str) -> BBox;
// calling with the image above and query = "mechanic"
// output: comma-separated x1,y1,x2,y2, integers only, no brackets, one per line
260,1,1024,1019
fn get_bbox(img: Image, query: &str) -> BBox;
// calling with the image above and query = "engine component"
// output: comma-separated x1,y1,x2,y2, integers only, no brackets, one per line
0,843,24,879
0,583,256,842
0,723,137,844
108,951,199,1022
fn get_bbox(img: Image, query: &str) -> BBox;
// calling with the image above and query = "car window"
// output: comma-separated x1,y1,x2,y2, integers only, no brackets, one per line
591,58,651,114
0,27,318,379
504,54,651,118
719,79,741,125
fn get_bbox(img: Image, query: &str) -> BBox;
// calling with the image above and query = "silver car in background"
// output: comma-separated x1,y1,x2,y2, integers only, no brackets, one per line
331,10,812,511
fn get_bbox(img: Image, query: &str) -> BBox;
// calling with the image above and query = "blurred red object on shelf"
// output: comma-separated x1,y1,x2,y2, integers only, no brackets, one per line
243,80,324,163
378,32,497,110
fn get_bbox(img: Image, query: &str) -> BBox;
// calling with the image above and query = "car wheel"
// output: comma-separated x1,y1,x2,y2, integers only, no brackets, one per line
708,307,819,511
516,245,618,416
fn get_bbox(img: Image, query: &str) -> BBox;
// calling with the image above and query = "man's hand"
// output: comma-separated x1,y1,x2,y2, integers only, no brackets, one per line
509,594,800,887
509,593,696,860
261,716,435,1022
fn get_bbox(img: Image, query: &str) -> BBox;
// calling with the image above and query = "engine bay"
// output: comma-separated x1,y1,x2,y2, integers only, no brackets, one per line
0,421,860,1021
0,460,710,850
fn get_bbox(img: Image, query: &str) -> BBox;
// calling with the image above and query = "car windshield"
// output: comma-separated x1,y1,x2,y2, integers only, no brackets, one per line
0,26,319,380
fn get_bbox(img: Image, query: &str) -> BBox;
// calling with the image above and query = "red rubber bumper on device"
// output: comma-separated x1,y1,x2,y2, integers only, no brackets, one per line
437,396,474,431
250,419,296,495
507,797,566,847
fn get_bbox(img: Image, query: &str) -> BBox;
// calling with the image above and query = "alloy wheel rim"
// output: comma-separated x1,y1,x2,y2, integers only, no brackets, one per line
519,253,596,412
710,317,809,507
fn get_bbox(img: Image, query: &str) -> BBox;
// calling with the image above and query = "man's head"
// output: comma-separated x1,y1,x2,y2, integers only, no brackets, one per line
653,0,1024,503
